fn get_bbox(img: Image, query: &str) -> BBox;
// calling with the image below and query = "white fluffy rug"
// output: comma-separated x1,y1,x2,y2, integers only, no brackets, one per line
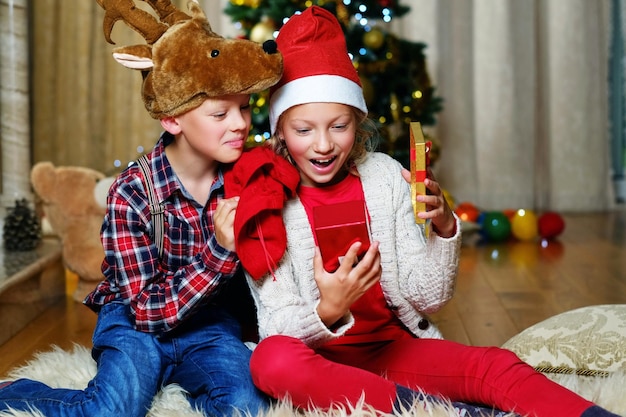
1,344,625,417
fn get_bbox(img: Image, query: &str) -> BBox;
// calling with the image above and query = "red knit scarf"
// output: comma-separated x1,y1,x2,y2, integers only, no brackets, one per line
223,146,300,279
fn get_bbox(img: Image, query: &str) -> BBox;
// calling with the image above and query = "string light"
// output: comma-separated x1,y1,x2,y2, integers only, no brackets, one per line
382,8,392,22
110,145,148,172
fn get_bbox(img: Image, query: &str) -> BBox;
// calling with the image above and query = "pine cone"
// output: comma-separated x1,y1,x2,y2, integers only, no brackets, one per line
2,198,42,251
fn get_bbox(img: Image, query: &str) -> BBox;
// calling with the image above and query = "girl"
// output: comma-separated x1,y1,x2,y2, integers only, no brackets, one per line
238,6,620,417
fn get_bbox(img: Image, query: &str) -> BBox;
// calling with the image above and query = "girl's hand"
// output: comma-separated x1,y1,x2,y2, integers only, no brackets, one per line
213,196,239,251
402,168,456,238
314,241,381,328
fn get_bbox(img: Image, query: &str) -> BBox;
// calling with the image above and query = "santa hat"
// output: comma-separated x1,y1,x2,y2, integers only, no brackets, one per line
269,6,368,134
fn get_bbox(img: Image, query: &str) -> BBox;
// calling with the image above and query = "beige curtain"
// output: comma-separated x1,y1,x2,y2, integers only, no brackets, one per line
31,1,166,177
394,0,613,212
24,0,614,211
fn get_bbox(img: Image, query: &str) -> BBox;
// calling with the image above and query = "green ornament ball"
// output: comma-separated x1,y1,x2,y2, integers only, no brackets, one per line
481,211,511,243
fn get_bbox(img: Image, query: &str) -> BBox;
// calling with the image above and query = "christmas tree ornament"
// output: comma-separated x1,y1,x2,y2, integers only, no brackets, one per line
502,208,517,221
511,209,538,241
230,0,261,8
455,202,480,223
363,27,385,49
482,211,511,242
2,198,42,251
335,2,351,26
538,211,565,239
250,18,276,43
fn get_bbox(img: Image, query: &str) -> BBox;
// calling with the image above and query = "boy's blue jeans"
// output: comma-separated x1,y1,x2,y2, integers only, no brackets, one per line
0,302,268,417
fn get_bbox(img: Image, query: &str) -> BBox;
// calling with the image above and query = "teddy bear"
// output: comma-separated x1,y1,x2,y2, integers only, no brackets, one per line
30,162,114,302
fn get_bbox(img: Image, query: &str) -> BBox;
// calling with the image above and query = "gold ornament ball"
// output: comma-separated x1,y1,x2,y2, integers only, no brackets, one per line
230,0,262,7
250,21,275,44
363,28,385,50
511,209,538,241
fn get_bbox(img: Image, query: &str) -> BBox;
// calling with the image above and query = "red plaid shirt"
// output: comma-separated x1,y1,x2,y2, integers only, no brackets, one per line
84,132,239,334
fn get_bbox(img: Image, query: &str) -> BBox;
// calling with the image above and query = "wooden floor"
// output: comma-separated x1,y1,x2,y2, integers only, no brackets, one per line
1,211,625,377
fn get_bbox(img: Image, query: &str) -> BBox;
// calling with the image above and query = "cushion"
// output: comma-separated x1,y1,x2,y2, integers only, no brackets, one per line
502,304,626,376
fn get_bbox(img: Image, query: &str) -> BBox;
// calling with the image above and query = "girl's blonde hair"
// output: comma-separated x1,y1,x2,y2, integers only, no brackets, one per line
267,105,378,175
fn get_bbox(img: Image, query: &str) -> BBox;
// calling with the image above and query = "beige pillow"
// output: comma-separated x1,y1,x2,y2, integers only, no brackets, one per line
502,304,626,376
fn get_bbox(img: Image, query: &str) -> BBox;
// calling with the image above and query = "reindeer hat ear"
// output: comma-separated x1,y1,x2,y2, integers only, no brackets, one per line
97,0,283,119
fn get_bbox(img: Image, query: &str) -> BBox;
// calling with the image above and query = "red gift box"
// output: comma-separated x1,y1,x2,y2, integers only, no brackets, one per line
313,200,371,272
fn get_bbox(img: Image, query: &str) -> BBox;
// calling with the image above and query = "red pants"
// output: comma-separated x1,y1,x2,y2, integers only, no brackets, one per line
250,335,594,417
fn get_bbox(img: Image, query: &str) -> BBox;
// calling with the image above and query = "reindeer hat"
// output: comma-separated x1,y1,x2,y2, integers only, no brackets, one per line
97,0,283,119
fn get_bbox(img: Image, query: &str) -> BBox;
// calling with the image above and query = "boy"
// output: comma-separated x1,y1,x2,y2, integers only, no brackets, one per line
0,1,282,416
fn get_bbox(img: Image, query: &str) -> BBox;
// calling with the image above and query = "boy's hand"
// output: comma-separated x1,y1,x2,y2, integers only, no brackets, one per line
402,168,456,238
314,241,381,328
213,196,239,251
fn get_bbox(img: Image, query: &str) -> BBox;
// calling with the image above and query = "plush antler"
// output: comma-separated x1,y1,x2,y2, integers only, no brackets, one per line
143,0,191,26
96,0,189,45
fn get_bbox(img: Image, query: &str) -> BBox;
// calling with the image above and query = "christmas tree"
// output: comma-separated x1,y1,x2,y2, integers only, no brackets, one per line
225,0,443,167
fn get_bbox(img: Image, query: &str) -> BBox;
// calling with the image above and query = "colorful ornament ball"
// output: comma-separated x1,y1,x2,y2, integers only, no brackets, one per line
510,209,538,241
448,193,565,243
502,208,517,222
538,211,566,239
454,202,480,223
481,211,511,242
363,27,385,50
249,20,275,43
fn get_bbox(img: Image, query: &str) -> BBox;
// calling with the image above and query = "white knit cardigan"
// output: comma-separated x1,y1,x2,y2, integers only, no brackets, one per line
246,152,462,349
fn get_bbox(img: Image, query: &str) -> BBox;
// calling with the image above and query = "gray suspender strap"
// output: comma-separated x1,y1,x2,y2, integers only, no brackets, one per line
137,155,165,258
